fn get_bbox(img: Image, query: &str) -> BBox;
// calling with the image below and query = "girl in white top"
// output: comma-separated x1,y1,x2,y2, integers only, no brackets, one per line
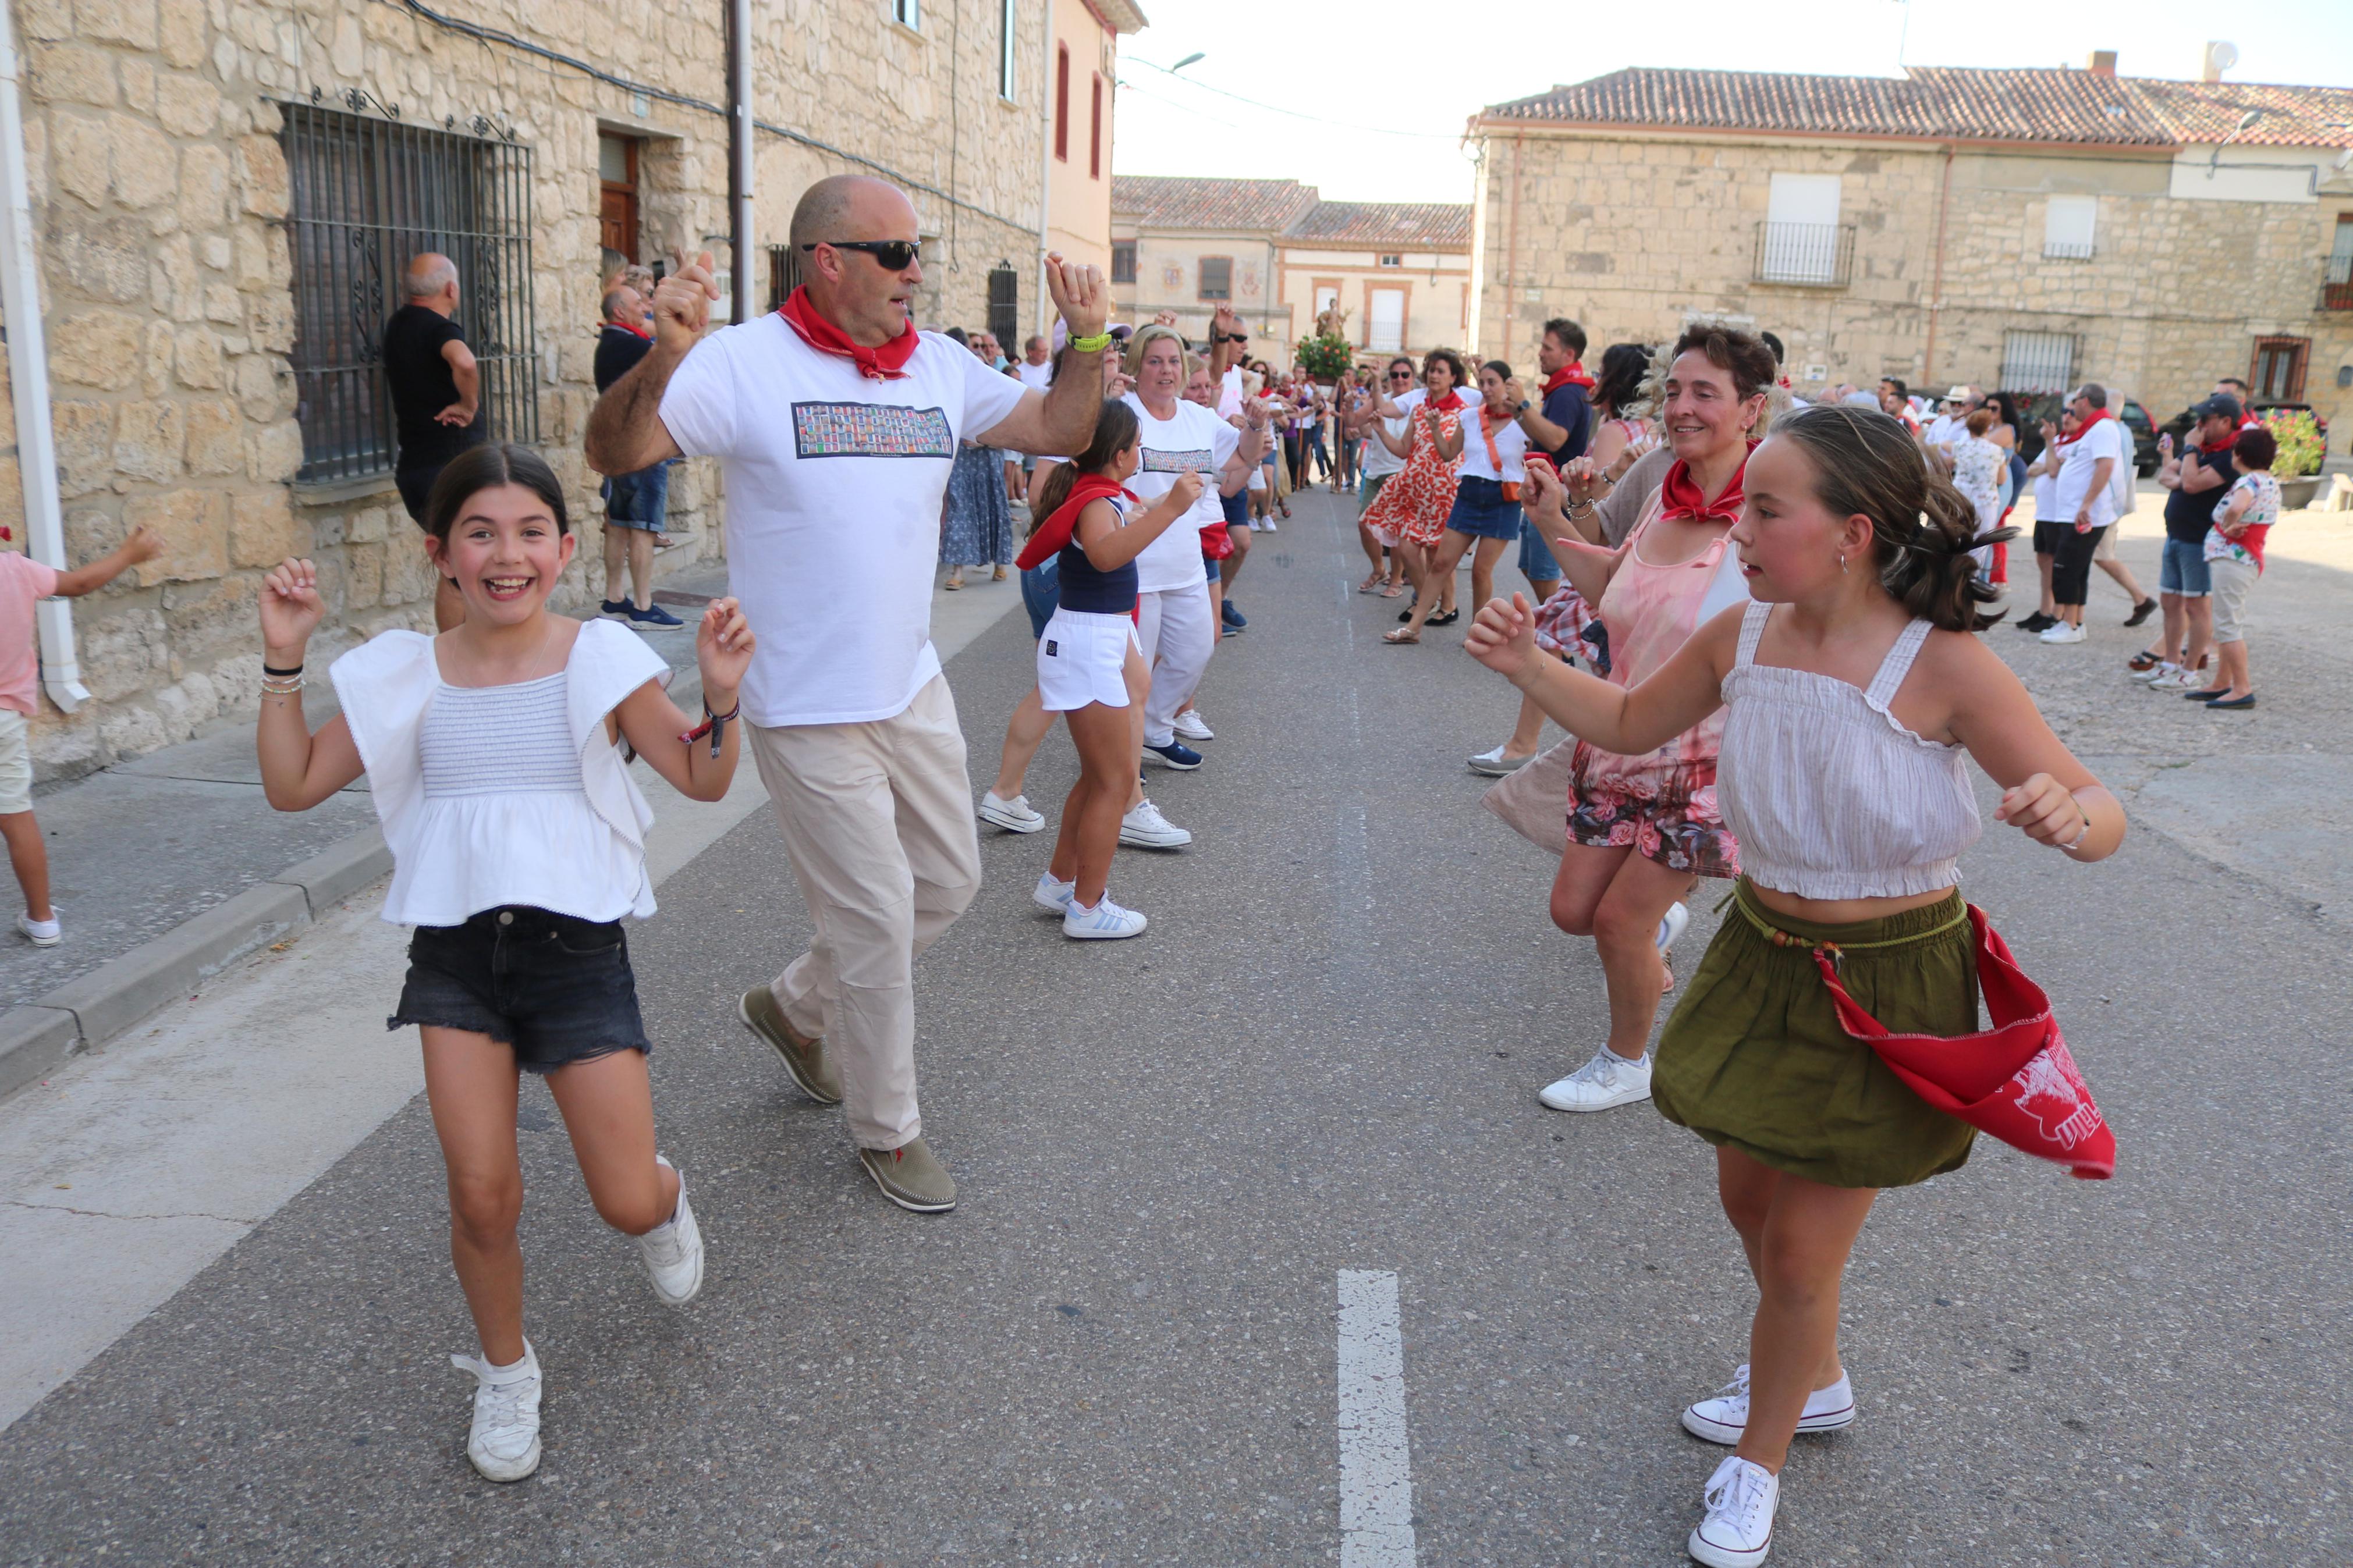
254,444,754,1485
1466,405,2123,1568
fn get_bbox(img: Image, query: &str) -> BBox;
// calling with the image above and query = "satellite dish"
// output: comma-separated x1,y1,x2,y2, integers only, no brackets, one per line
2205,40,2239,79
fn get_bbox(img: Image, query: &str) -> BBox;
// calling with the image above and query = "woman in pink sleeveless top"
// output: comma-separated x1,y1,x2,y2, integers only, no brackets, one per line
1514,328,1779,1118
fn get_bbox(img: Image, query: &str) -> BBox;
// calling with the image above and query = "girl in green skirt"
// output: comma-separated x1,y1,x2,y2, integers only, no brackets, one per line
1465,404,2124,1567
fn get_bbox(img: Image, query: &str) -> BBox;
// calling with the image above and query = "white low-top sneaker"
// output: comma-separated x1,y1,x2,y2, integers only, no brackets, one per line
2039,622,2088,644
1119,799,1193,849
1538,1045,1653,1112
450,1341,543,1482
634,1156,704,1306
1172,709,1215,742
1688,1455,1779,1567
1681,1362,1855,1445
978,790,1047,833
1657,900,1690,954
1064,895,1148,940
16,911,60,947
1466,745,1532,777
2130,662,2175,684
1033,872,1077,913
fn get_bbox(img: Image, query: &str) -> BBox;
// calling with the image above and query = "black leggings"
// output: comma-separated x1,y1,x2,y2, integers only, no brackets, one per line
2050,524,2107,607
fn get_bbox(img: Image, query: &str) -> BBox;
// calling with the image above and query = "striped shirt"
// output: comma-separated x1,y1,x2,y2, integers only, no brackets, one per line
421,672,584,798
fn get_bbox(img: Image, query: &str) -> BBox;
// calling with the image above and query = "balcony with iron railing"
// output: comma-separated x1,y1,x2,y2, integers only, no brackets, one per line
2042,239,2096,262
2324,253,2353,312
1752,222,1855,288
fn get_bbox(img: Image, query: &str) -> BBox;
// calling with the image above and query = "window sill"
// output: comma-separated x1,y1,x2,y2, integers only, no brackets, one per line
290,472,399,506
887,20,925,44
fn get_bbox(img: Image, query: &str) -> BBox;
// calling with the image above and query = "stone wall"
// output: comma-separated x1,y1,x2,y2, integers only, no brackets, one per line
1469,127,2353,440
2,0,1052,781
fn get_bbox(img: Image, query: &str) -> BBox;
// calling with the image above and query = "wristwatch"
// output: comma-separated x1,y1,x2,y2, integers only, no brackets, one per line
1516,400,1531,415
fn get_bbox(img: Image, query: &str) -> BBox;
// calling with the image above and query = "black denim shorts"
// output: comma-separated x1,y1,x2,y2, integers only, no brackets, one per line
389,906,652,1073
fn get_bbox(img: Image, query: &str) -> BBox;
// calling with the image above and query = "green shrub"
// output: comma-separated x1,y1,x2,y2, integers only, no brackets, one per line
2262,408,2324,478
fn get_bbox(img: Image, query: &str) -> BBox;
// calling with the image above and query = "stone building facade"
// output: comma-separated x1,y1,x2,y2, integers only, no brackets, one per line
1465,62,2353,433
2,0,1138,782
1109,175,1471,367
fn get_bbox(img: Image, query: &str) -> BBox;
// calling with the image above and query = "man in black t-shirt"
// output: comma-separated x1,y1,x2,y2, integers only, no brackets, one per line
2146,393,2239,687
381,253,484,630
591,285,683,627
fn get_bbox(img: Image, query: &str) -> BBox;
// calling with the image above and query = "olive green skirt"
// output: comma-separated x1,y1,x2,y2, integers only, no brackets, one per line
1653,880,1979,1189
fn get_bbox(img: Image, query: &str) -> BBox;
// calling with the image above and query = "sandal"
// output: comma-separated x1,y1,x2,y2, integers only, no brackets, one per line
1379,581,1406,598
1382,628,1420,645
1358,574,1383,594
993,566,1009,582
943,574,964,591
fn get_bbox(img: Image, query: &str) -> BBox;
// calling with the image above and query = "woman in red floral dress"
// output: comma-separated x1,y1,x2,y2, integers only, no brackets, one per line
1360,350,1475,627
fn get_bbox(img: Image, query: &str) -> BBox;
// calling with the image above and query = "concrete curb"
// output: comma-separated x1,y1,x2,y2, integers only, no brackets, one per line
0,830,395,1101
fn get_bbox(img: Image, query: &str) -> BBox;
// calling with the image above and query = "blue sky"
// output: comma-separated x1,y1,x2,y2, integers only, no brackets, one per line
1112,0,2353,205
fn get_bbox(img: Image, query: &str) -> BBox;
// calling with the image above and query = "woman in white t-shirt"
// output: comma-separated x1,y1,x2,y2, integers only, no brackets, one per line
1353,357,1418,595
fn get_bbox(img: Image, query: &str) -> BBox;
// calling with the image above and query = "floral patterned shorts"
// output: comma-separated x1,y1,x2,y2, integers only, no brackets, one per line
1566,747,1740,879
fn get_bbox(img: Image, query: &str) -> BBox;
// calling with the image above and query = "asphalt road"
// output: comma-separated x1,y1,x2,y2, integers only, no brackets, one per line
1,489,2345,1566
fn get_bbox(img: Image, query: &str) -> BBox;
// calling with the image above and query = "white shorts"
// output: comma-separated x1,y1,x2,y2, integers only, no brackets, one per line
1036,607,1138,713
0,709,30,815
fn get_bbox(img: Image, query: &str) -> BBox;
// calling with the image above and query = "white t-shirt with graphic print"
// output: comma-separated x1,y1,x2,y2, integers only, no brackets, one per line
1121,393,1240,594
658,315,1028,727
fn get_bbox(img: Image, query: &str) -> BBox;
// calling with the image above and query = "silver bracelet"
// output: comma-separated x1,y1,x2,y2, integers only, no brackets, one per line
2060,817,2091,852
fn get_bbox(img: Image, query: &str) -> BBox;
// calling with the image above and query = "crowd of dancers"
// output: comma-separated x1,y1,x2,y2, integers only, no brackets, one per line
250,172,2124,1565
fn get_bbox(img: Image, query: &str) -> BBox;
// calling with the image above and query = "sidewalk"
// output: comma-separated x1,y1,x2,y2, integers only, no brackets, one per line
0,559,1031,1096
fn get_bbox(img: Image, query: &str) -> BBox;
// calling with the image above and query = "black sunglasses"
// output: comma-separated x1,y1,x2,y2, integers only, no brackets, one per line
803,239,921,269
1387,369,1413,379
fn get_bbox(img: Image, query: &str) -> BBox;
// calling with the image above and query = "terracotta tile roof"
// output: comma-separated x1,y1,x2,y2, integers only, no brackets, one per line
1482,66,2353,150
1286,201,1471,250
1111,175,1319,232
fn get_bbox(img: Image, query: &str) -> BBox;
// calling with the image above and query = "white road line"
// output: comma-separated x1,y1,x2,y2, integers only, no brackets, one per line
1337,1269,1417,1567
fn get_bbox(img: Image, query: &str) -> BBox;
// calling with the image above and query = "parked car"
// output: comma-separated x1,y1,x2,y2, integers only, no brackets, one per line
2009,390,2160,475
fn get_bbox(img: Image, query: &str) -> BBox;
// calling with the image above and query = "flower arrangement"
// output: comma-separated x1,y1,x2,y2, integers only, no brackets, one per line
2261,407,2324,478
1296,332,1354,382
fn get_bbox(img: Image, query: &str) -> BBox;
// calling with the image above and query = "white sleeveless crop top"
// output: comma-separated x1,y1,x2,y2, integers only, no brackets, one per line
1716,602,1981,899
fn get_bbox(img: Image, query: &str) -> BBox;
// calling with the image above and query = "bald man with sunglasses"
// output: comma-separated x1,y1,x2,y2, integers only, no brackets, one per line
586,175,1112,1214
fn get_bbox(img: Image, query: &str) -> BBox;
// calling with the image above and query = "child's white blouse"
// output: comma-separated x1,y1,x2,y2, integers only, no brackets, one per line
331,620,666,927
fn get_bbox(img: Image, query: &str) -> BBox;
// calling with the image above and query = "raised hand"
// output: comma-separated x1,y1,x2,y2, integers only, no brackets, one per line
1461,592,1538,680
120,524,165,567
1503,376,1526,409
694,595,754,705
1563,454,1609,506
260,557,325,656
1151,308,1180,329
1167,471,1205,513
1610,434,1659,479
1045,251,1108,338
653,249,720,353
1994,772,2086,850
1211,302,1241,341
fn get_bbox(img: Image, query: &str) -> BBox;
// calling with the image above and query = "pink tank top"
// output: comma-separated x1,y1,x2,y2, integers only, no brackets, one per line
1581,490,1737,786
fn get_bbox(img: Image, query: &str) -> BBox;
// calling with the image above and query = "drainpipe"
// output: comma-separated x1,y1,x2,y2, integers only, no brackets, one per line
0,2,82,712
1501,133,1522,365
1035,0,1055,339
1922,142,1953,387
727,0,754,322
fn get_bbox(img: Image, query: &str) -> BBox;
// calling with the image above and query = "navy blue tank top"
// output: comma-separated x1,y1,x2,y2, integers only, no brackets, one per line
1056,494,1138,614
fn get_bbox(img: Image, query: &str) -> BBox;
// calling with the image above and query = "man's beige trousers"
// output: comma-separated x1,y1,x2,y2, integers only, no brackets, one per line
745,675,981,1149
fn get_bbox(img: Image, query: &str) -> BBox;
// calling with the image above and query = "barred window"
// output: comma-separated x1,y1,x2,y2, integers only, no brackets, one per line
1110,241,1137,285
1197,257,1231,301
2000,330,2077,396
282,104,538,485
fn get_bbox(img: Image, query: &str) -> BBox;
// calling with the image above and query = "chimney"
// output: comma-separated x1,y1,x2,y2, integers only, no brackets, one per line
2086,49,2117,76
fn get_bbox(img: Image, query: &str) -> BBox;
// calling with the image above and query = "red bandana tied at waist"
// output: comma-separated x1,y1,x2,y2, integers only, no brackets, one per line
1656,446,1756,525
778,285,917,381
2053,406,2112,446
1541,362,1595,395
1014,474,1135,572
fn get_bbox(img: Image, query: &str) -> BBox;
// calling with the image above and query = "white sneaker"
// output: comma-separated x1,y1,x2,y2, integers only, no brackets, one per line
634,1156,704,1306
1688,1455,1779,1567
1064,894,1148,940
2148,667,2199,690
1033,872,1077,913
450,1342,543,1482
1466,745,1532,777
1172,709,1214,742
1681,1362,1856,1445
978,790,1047,833
1538,1045,1653,1112
1657,900,1690,955
1119,798,1193,849
2130,660,2175,684
16,911,60,947
2039,622,2087,644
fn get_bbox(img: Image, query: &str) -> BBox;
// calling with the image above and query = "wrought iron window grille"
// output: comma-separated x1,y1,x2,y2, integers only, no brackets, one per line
1751,222,1855,288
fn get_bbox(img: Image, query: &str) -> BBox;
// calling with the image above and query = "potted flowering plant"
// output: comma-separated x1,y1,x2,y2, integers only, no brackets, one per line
1296,333,1354,383
2261,408,2324,509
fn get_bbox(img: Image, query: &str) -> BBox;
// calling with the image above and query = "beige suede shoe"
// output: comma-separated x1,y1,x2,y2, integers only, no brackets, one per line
737,986,843,1105
858,1137,957,1213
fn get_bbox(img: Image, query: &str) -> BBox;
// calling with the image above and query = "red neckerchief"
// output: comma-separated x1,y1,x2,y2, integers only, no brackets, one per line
1014,474,1135,571
778,285,917,381
1656,445,1755,524
2196,432,2237,457
604,319,651,342
2053,407,2112,447
1541,361,1594,394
